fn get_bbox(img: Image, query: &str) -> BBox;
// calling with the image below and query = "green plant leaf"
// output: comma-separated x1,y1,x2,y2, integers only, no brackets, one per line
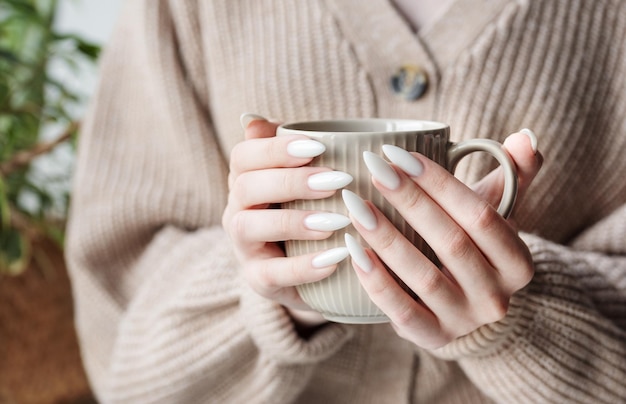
0,0,98,275
0,176,10,229
0,48,22,64
52,33,101,60
0,227,30,275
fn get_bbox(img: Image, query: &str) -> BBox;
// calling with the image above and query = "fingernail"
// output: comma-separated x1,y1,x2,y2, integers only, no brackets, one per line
341,189,377,231
312,247,350,268
520,128,538,154
345,234,373,273
382,145,423,177
308,171,353,191
240,113,267,129
304,212,351,231
363,151,400,190
288,139,326,158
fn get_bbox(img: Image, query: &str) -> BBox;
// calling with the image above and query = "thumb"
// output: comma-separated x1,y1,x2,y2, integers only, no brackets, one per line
502,129,543,201
472,129,543,211
240,112,281,140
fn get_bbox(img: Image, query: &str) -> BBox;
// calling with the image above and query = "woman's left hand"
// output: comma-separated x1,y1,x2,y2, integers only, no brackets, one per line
344,130,543,349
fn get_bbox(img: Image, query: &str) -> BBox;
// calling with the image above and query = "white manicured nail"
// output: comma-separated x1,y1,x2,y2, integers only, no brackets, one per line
382,145,423,177
308,171,353,191
287,140,326,158
312,247,350,268
520,128,538,154
304,212,351,231
240,113,266,129
342,190,377,230
345,234,373,273
363,151,400,190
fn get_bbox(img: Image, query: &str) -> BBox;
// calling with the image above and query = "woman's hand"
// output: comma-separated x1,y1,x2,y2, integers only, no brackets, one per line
222,114,352,327
343,130,543,349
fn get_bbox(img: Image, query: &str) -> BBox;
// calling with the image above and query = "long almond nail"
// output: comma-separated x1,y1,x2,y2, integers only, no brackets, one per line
382,145,423,177
363,151,400,190
308,171,353,191
304,212,351,231
345,234,373,273
520,128,538,154
288,139,326,158
312,247,350,268
342,190,376,230
240,113,267,129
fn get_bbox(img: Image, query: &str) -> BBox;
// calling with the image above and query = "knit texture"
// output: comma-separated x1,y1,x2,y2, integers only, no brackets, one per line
66,0,626,402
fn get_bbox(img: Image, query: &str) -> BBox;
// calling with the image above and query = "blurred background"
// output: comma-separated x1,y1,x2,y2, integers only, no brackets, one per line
1,1,121,402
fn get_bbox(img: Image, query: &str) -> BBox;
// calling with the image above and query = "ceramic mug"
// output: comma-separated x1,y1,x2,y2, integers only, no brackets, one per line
278,119,518,324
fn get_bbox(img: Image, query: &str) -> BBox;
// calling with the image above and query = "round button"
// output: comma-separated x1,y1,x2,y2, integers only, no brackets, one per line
390,65,428,101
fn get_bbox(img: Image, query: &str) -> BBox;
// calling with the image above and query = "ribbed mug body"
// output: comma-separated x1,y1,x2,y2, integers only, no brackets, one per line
279,120,449,323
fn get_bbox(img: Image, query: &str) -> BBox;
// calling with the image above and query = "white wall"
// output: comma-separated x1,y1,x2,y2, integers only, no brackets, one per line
53,0,124,108
56,0,123,44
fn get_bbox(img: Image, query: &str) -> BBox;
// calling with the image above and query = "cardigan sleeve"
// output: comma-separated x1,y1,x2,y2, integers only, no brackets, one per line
65,1,352,403
431,205,626,403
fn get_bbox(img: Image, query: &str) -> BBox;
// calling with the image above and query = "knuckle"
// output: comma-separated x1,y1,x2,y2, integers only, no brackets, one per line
253,261,279,293
429,170,451,195
404,187,428,212
430,331,455,350
509,244,535,288
517,254,536,287
471,201,500,232
366,275,392,298
483,292,510,323
281,170,295,196
265,138,281,164
521,261,535,286
229,211,248,241
513,263,535,290
287,259,309,285
417,269,444,296
230,175,248,203
390,302,417,328
364,272,403,305
444,228,473,260
279,211,293,236
376,226,398,252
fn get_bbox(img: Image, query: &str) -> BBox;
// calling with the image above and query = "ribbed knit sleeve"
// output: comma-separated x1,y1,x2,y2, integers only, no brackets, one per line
432,229,626,403
65,1,352,402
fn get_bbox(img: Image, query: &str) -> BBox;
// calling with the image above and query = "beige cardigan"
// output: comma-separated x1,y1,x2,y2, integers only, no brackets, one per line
66,1,626,402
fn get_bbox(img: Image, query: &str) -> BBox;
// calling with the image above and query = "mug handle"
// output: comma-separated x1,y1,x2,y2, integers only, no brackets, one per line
447,139,518,219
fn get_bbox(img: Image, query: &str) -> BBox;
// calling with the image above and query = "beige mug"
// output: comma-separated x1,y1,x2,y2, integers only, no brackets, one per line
278,119,518,324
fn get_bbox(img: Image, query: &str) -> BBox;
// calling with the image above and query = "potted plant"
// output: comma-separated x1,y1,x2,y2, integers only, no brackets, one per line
0,0,99,275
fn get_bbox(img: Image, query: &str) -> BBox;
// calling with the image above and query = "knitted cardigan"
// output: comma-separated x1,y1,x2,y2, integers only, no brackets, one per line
66,0,626,402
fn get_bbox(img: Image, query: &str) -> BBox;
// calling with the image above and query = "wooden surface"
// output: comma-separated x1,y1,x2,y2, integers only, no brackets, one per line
0,242,95,404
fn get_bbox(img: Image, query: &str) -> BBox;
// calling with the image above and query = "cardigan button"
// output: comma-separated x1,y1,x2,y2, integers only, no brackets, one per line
390,65,428,101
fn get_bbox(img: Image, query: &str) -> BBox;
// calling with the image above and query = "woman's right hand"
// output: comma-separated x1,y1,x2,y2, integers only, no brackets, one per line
222,114,352,326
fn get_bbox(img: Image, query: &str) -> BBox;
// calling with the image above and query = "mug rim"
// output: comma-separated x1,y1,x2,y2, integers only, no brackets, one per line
278,118,448,135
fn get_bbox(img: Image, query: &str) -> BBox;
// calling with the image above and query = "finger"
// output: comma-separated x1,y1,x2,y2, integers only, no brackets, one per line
380,148,533,291
229,167,353,210
343,234,449,349
228,209,349,247
471,130,543,207
356,154,502,298
229,134,326,179
245,247,347,301
342,191,492,326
